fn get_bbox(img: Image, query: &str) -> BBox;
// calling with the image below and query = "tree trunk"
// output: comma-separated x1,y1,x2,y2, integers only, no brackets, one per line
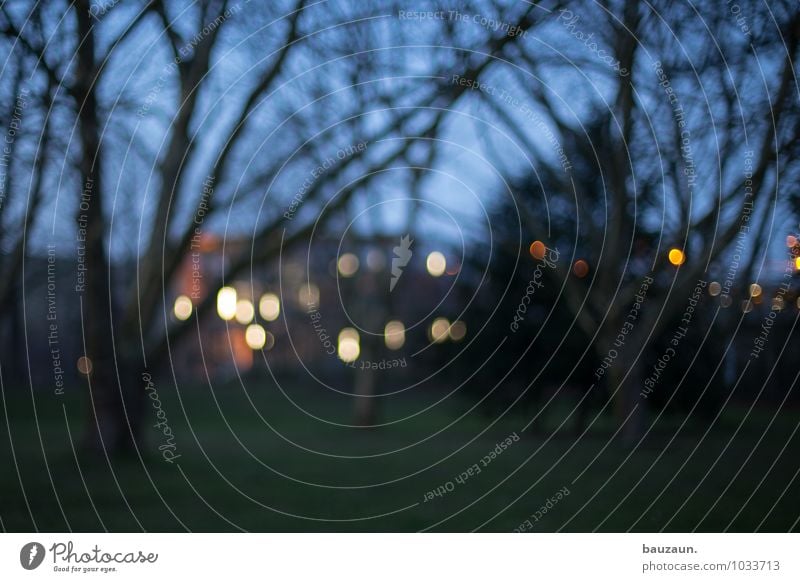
607,326,649,445
614,355,647,445
353,362,377,427
75,1,145,456
349,269,384,427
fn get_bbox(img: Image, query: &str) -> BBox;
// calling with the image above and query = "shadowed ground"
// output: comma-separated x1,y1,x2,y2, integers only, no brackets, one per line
2,378,799,532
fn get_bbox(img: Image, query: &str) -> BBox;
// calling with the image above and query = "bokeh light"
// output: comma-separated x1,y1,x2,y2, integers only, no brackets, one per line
430,317,450,343
173,295,193,320
668,248,685,266
216,287,237,320
449,320,467,341
572,259,589,278
235,299,255,324
384,320,405,350
337,253,359,277
749,283,762,298
77,356,93,376
529,241,546,260
708,281,721,296
426,251,446,277
259,293,280,321
338,328,360,362
245,324,267,349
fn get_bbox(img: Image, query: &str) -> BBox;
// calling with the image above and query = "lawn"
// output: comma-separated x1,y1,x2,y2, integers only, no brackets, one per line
2,375,799,532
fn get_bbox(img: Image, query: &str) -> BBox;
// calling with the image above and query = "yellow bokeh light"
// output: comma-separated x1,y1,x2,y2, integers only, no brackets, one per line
259,293,280,321
430,317,450,343
338,327,360,362
339,327,359,342
708,282,721,296
298,282,320,307
235,299,255,324
749,283,762,298
795,257,800,271
216,287,237,320
426,251,446,277
173,295,193,320
245,324,267,349
668,248,685,266
449,320,467,341
384,320,406,350
337,253,360,277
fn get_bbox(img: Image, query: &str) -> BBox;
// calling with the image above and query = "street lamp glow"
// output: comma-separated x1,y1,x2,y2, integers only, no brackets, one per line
668,248,685,266
77,356,93,376
572,259,589,278
245,324,267,349
216,287,237,320
337,253,359,277
529,241,546,260
173,295,193,320
426,251,446,277
235,299,255,324
259,293,280,321
430,317,450,343
384,320,405,350
338,327,360,362
449,320,467,341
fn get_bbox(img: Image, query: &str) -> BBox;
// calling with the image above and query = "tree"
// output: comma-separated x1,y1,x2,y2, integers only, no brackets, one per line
1,0,566,451
473,0,800,441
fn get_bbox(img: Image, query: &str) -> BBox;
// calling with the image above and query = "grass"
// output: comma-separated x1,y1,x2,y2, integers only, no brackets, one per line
2,374,799,532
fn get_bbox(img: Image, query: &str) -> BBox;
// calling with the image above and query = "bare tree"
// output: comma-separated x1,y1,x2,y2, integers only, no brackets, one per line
7,0,786,452
476,0,800,441
0,0,564,452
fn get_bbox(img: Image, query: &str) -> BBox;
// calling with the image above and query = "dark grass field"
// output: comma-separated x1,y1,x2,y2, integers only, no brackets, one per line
2,375,800,532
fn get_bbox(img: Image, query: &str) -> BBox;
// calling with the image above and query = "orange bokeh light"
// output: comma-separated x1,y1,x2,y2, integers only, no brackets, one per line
668,248,685,266
573,259,589,278
529,241,546,260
